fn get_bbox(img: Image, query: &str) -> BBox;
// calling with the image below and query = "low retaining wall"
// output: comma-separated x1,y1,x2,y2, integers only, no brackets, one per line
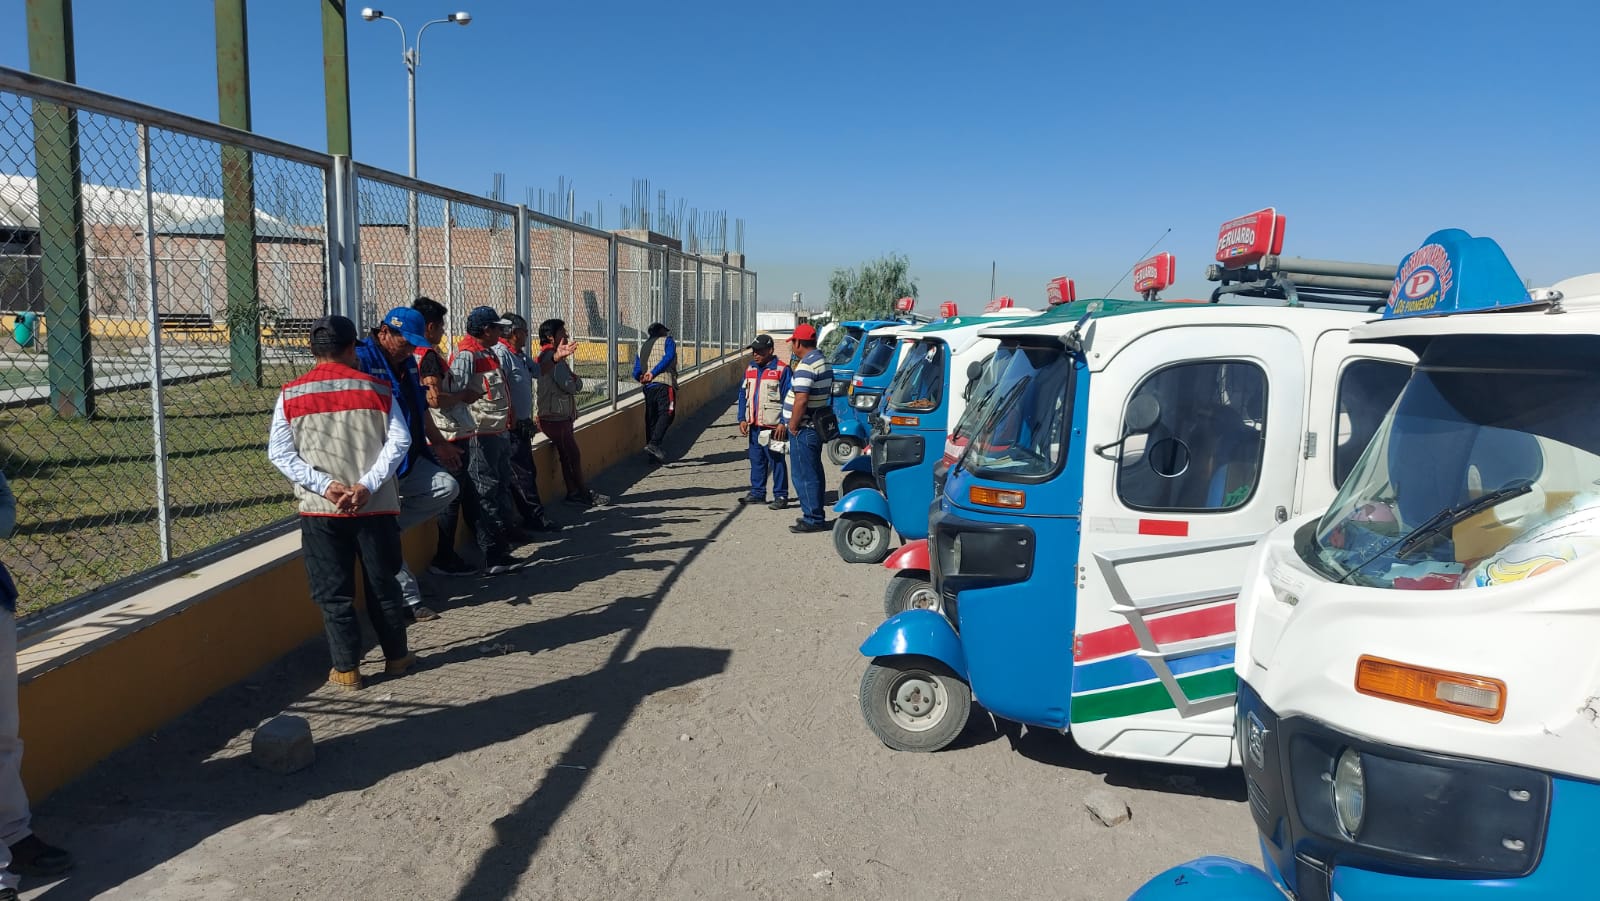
14,354,747,800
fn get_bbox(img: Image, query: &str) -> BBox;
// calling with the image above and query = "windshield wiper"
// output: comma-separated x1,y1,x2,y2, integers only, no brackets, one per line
1338,479,1535,583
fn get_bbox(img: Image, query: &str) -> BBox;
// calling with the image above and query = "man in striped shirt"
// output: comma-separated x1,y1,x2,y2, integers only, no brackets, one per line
268,316,415,690
774,324,834,532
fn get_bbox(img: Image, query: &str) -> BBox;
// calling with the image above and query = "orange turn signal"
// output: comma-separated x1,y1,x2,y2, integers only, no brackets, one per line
1355,655,1506,723
969,486,1025,509
890,415,919,426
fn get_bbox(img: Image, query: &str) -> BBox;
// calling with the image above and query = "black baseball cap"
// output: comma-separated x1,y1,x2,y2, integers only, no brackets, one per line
748,334,775,352
501,312,529,333
308,315,358,354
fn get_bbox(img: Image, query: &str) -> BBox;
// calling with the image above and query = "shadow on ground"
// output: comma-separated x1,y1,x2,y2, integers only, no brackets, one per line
29,389,747,900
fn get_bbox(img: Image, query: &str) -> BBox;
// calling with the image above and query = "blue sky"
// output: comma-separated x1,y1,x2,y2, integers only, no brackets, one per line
3,0,1598,310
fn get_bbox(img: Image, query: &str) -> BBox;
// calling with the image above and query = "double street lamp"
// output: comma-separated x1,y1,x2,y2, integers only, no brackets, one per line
360,8,472,179
359,8,471,301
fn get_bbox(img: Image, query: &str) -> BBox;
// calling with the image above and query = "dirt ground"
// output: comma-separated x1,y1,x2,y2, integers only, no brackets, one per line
20,392,1257,900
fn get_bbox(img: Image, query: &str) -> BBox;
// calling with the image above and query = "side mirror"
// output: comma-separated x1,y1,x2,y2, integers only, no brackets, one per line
966,360,983,381
1094,394,1163,459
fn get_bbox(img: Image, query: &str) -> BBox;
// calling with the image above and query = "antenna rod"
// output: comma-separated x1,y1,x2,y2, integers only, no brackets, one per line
990,261,996,302
1100,227,1172,299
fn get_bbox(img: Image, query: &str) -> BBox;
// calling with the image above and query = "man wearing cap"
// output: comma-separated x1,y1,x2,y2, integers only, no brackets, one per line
775,323,834,532
493,311,560,535
737,334,792,509
354,308,461,622
632,322,678,463
450,306,525,574
411,298,483,577
268,315,415,690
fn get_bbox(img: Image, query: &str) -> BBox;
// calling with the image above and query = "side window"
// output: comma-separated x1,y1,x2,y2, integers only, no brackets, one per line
1333,360,1411,488
1117,361,1268,512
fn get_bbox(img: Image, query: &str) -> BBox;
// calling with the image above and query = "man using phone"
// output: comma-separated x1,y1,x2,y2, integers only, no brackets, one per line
535,319,608,507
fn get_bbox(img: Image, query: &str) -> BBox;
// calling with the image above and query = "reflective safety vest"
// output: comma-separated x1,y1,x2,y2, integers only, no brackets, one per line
743,359,788,428
280,362,400,516
451,336,512,436
415,345,478,442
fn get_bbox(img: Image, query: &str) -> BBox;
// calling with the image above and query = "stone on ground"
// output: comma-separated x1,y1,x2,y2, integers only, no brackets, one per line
250,714,314,775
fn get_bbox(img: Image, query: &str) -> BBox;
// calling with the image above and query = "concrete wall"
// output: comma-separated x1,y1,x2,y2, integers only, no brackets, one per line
14,353,747,801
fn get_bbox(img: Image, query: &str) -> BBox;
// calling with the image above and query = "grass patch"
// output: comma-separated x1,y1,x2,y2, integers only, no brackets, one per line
2,361,302,616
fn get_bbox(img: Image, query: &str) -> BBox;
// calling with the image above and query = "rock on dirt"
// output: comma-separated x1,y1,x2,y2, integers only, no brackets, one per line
1084,790,1132,827
250,715,313,775
812,869,835,886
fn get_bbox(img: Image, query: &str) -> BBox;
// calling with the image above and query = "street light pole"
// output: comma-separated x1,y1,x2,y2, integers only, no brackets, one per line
361,9,471,301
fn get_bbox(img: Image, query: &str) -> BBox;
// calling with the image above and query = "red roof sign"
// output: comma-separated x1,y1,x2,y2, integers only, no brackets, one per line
938,301,958,318
1215,208,1286,268
1133,252,1177,294
1047,277,1076,305
894,296,916,313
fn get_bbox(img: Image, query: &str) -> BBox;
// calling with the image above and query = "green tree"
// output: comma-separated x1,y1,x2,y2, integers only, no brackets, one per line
827,253,918,323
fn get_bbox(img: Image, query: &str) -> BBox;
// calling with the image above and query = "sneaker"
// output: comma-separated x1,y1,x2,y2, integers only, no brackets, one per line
789,520,829,534
737,494,766,505
7,834,72,878
407,604,440,623
768,498,789,510
530,517,564,532
486,553,528,575
645,444,666,463
383,654,419,677
328,668,363,691
0,888,17,900
428,557,477,577
567,491,609,507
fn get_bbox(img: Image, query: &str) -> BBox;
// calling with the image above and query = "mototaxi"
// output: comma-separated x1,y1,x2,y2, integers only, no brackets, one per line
819,317,910,462
1131,237,1600,900
832,321,921,466
855,283,1414,757
831,309,1039,569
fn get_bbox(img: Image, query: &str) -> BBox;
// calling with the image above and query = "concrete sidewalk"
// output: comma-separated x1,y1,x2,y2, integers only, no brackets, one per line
19,387,1256,900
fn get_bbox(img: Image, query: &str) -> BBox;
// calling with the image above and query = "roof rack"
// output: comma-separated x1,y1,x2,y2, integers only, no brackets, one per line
1206,255,1396,311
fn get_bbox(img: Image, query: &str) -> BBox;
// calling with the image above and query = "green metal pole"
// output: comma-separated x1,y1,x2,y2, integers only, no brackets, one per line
25,0,94,418
322,0,352,157
214,0,261,386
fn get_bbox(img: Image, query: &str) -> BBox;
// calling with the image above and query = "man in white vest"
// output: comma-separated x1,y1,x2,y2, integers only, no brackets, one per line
738,334,792,509
268,316,414,690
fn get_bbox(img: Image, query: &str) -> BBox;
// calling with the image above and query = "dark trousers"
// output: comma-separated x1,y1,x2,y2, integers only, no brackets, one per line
435,436,510,562
300,514,409,672
747,428,789,500
644,383,674,448
540,417,586,498
790,425,826,525
508,419,548,524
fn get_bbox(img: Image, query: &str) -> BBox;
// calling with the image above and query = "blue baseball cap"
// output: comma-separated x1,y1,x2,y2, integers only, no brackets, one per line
466,305,513,336
382,307,431,348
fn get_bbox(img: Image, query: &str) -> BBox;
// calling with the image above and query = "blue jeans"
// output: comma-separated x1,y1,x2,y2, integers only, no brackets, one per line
789,425,826,525
747,429,789,500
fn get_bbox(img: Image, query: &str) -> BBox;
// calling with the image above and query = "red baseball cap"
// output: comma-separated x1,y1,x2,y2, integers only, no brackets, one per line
791,323,819,343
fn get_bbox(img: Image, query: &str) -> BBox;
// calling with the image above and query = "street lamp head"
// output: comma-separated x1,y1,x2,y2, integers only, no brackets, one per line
449,11,472,25
361,7,383,21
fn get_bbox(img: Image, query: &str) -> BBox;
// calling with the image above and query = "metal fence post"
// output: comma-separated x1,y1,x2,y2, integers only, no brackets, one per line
137,123,173,562
443,199,454,338
408,188,420,304
695,259,705,368
343,158,364,323
515,204,532,325
607,235,620,410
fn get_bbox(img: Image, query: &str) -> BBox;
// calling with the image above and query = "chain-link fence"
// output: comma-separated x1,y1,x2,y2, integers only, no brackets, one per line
0,66,756,621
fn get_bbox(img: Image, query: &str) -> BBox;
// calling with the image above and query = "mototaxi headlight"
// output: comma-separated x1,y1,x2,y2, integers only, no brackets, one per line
831,381,849,396
1333,747,1365,838
851,392,880,410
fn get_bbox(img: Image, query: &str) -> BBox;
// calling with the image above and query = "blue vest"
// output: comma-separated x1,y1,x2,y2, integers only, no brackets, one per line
355,338,431,475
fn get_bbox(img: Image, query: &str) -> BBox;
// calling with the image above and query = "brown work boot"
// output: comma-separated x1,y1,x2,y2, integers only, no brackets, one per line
383,654,418,678
327,668,363,691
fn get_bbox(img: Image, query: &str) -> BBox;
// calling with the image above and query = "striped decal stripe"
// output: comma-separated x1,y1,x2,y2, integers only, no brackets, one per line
1075,603,1236,662
1071,647,1235,694
283,388,391,420
1070,667,1237,724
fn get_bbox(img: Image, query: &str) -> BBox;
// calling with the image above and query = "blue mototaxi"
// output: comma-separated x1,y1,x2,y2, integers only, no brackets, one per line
830,311,1036,568
1130,238,1600,900
854,294,1414,759
832,322,920,466
819,318,907,463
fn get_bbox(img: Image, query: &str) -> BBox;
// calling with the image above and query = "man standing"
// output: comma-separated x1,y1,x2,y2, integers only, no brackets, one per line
776,324,834,533
632,322,677,463
536,318,608,507
493,312,560,536
411,298,483,576
268,316,414,690
737,334,791,509
450,307,526,574
354,307,461,622
0,475,73,897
